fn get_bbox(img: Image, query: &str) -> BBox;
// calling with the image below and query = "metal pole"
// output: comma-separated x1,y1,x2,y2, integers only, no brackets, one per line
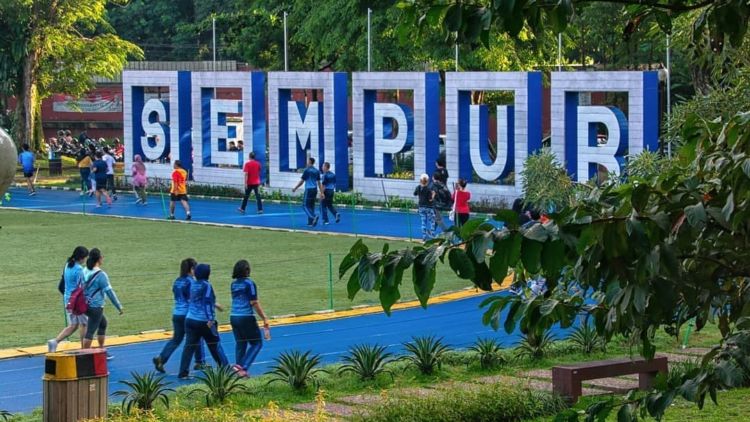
557,33,562,71
212,17,216,71
328,253,334,310
283,12,289,72
367,8,372,72
666,34,672,157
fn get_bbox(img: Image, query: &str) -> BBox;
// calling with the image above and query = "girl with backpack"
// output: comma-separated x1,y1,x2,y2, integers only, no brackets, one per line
177,264,229,379
81,248,124,356
47,246,89,352
229,260,271,377
152,258,207,373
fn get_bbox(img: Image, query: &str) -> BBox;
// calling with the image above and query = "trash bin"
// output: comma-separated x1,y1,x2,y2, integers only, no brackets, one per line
43,348,109,422
48,158,62,176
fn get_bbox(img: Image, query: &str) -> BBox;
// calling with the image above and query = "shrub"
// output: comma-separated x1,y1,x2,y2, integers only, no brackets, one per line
189,365,249,406
401,336,450,375
521,148,573,213
338,344,394,381
112,371,174,414
0,410,11,422
469,338,507,369
515,329,555,360
356,382,567,422
568,323,606,355
267,350,325,391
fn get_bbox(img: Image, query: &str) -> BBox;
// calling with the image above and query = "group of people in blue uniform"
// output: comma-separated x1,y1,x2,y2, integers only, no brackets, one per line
152,258,271,378
292,157,341,227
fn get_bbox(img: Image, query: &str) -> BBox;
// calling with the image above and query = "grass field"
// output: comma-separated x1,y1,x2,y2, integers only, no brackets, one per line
0,209,470,349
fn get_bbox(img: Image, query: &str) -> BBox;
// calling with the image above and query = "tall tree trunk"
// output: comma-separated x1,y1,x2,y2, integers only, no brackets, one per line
20,48,40,150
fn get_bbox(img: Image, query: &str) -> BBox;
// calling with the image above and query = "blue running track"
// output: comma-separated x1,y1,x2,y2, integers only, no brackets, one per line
2,187,431,239
0,293,573,414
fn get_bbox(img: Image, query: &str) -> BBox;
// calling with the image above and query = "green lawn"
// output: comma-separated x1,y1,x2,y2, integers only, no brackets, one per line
0,209,470,349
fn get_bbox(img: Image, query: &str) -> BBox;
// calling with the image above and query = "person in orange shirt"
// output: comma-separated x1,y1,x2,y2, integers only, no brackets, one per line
169,160,192,220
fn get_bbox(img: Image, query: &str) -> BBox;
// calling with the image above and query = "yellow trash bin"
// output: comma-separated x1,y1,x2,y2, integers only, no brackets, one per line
42,348,109,422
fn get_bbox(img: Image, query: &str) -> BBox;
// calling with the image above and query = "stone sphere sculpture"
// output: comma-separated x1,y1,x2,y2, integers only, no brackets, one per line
0,128,17,198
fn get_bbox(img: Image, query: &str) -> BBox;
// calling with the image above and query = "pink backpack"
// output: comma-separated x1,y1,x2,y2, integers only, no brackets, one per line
66,271,101,315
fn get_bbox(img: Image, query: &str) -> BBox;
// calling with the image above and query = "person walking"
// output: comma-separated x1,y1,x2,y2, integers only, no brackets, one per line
81,248,124,358
169,160,191,221
414,173,436,241
48,246,89,352
103,146,117,201
131,154,148,205
238,152,263,214
432,158,450,232
452,178,471,227
152,258,207,373
319,162,340,225
17,143,36,196
229,260,271,377
92,151,112,207
178,264,229,379
291,157,324,227
76,148,92,195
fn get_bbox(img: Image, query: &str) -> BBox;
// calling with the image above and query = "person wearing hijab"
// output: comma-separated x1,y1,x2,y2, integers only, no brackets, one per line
131,154,148,205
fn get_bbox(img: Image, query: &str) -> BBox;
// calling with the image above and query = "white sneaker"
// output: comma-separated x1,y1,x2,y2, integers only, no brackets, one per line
47,339,58,353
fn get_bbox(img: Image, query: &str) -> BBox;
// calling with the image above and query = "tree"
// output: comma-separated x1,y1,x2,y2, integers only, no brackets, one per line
0,0,141,149
340,111,750,419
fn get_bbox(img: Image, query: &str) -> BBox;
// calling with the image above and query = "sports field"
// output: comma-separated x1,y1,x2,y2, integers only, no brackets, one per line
0,209,469,349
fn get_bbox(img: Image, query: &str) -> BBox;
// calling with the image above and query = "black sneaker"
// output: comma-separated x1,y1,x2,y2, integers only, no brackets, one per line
186,214,192,221
152,356,165,374
335,213,341,223
167,215,175,220
237,207,245,214
311,215,319,226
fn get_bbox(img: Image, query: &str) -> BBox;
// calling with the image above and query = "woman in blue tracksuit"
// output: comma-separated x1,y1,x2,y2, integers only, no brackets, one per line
152,258,207,373
178,263,229,379
229,260,270,377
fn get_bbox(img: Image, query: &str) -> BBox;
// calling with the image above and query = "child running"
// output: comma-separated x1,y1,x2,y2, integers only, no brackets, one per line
452,178,471,227
131,154,148,205
178,264,229,379
169,160,191,220
17,143,36,196
48,246,89,352
229,259,271,377
414,173,436,241
319,162,340,225
82,248,124,358
291,157,324,227
152,258,207,374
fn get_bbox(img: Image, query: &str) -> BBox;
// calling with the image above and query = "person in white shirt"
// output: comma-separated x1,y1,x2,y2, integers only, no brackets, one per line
103,146,117,201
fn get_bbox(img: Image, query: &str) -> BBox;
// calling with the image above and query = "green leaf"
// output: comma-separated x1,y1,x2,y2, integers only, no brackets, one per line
722,192,735,221
444,3,462,32
523,223,549,242
379,282,401,316
347,270,360,300
470,233,493,263
460,217,485,240
616,403,635,422
340,239,369,278
448,248,475,279
541,239,565,279
540,299,559,316
504,300,521,333
412,251,437,308
493,209,519,229
490,239,510,282
631,184,650,213
358,257,378,292
521,238,544,274
471,259,494,291
508,232,522,266
684,203,706,229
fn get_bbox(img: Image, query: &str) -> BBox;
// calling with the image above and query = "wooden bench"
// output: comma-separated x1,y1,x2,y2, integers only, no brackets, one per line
552,356,668,402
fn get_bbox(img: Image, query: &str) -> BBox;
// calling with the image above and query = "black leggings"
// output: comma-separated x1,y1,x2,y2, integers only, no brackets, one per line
84,307,107,340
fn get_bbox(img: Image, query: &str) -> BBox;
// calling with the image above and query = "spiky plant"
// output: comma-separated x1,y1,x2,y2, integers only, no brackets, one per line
1,410,12,421
339,344,394,381
267,350,325,391
189,365,249,406
568,323,606,355
112,371,174,414
401,336,450,375
515,329,555,360
469,338,507,369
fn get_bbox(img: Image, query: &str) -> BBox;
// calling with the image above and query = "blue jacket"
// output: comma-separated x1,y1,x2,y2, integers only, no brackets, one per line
82,268,122,311
301,166,321,189
62,262,84,304
322,171,336,190
171,276,194,316
230,278,258,317
186,279,217,322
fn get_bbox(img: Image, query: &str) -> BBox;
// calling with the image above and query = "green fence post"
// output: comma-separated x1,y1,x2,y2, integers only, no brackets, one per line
351,192,358,237
328,253,334,310
405,206,413,241
159,178,168,219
